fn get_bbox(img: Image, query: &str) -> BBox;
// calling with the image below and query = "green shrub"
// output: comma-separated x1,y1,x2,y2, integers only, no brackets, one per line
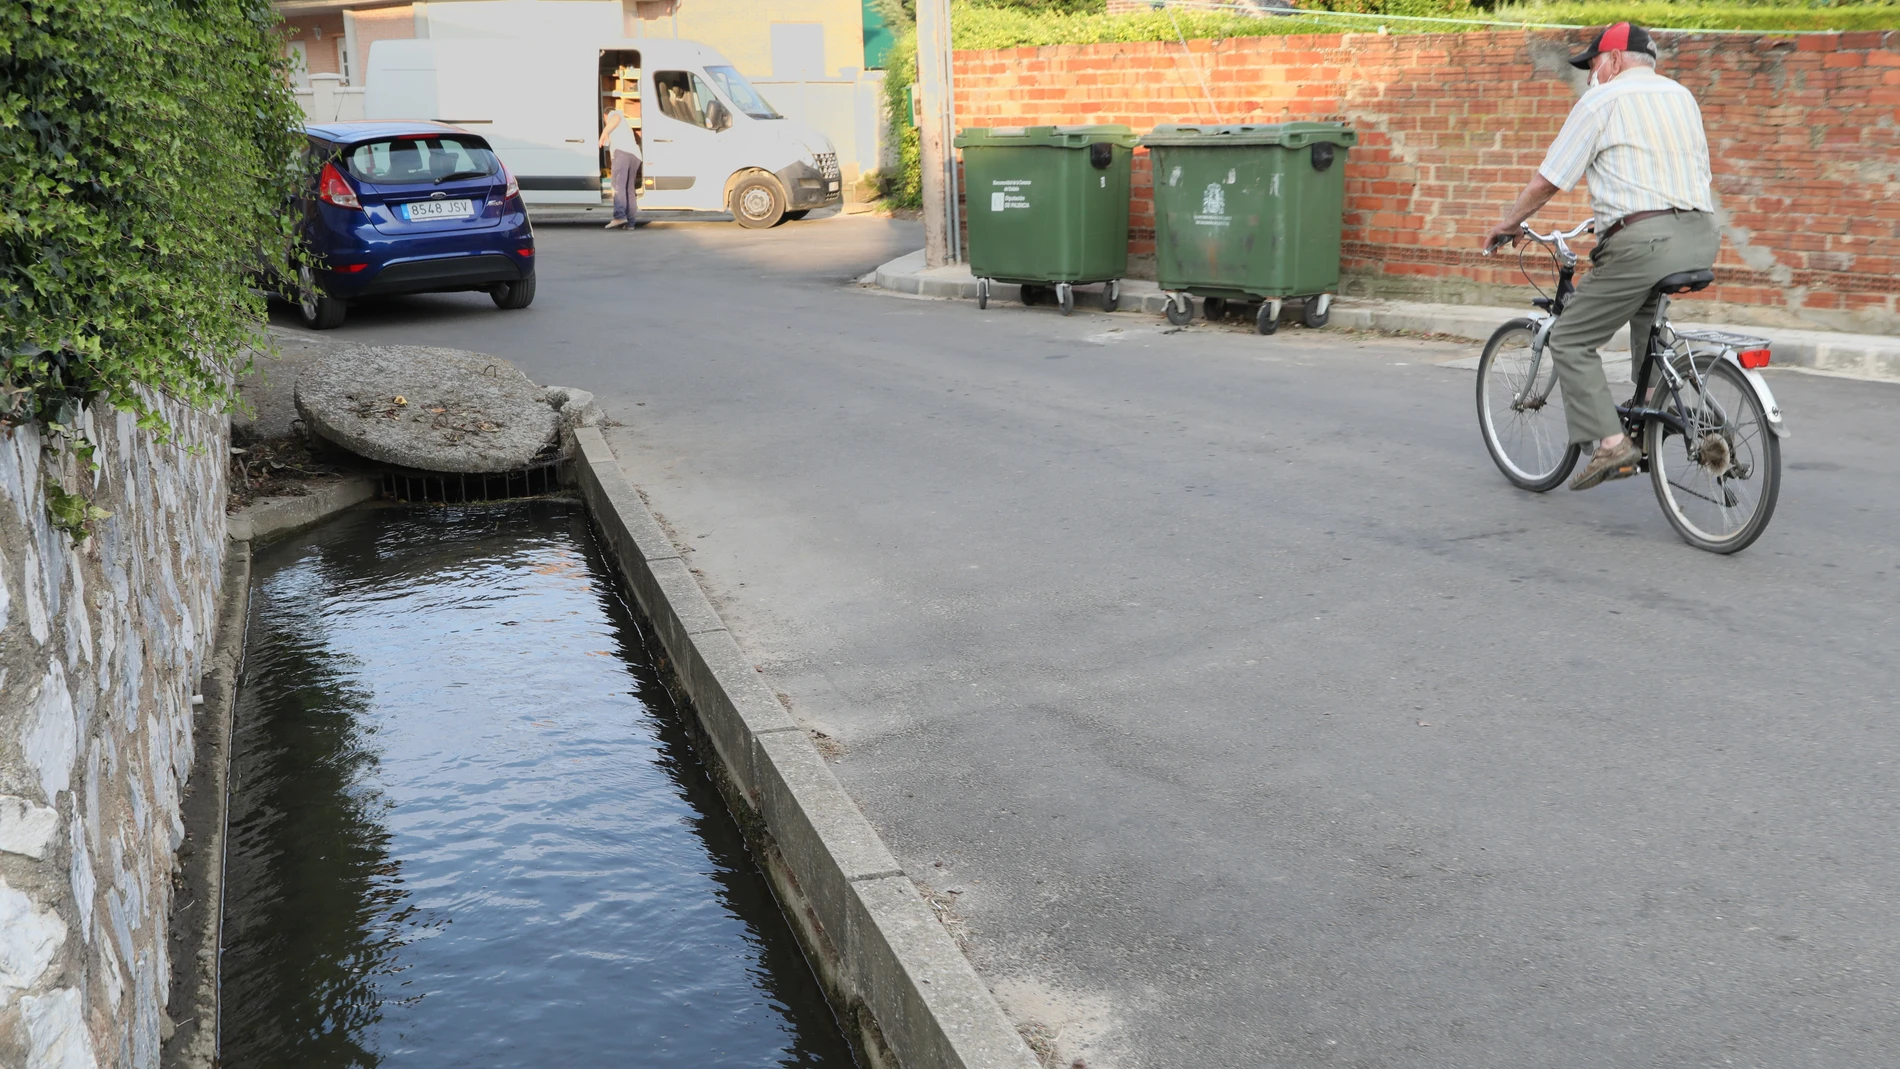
882,27,924,208
0,0,303,466
1493,1,1900,31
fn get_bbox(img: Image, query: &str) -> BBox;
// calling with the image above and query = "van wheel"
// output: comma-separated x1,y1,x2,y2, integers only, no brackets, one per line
296,263,347,330
731,175,786,228
783,209,811,221
491,272,536,310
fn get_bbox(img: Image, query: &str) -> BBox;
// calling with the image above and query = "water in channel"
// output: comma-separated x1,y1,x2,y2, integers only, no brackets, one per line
220,501,855,1068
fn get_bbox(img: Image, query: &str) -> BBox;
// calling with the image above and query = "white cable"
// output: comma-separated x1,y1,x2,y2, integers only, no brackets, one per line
1159,1,1226,123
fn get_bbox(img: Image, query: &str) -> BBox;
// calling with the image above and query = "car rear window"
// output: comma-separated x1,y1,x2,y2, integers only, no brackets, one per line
344,136,499,186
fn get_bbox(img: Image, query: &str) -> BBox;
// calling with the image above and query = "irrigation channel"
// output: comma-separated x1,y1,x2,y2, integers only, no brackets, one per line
219,499,856,1067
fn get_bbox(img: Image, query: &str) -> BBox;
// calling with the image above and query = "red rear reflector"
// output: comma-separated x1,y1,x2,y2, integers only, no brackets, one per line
332,263,369,274
517,248,534,256
1737,348,1771,369
318,162,361,210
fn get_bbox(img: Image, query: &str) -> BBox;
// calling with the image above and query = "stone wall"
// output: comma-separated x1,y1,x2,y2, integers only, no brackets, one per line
952,29,1900,333
1,401,228,1069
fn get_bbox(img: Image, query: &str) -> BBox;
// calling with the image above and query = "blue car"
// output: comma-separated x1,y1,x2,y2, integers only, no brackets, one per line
291,121,535,329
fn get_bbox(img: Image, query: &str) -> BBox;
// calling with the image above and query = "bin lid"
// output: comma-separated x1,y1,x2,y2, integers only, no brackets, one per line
955,124,1140,149
1139,122,1357,148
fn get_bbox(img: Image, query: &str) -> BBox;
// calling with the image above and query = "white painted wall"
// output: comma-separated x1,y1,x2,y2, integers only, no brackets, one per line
294,74,367,123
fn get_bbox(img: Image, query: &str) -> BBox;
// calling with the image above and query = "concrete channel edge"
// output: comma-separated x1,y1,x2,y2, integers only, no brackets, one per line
162,542,251,1069
572,425,1044,1069
165,477,382,1068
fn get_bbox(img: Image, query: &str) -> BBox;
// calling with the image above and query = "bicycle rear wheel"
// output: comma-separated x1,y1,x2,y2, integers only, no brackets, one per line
1646,357,1781,553
1476,318,1581,492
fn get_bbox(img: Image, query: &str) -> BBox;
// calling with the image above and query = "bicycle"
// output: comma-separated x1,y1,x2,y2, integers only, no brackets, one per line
1476,219,1788,554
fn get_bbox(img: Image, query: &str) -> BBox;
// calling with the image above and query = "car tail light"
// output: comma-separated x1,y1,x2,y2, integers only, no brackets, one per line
517,248,534,257
1736,348,1771,369
331,263,369,274
503,165,519,200
318,163,361,210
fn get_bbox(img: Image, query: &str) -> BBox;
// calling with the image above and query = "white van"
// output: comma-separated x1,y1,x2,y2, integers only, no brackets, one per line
365,37,842,227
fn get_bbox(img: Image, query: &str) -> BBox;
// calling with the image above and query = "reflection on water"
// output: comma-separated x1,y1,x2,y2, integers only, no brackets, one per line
221,502,854,1068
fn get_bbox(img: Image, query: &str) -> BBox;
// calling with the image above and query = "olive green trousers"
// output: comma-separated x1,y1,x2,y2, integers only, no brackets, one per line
1547,211,1720,444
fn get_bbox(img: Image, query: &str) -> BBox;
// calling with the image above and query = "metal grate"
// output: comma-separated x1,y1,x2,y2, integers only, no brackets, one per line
380,456,563,504
815,151,840,181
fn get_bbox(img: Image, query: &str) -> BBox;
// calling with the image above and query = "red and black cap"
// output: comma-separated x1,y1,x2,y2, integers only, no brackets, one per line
1569,22,1659,69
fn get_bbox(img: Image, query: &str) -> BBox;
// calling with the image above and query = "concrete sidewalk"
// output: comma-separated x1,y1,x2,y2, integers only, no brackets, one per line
868,249,1900,382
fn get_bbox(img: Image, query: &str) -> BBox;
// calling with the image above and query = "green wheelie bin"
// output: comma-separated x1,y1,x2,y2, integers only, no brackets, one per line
1139,122,1357,334
954,125,1138,315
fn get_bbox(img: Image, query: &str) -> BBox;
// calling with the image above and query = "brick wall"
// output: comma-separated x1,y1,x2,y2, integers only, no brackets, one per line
952,29,1900,333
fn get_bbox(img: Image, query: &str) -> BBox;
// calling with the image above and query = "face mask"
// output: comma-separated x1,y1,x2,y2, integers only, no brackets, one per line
1588,68,1601,88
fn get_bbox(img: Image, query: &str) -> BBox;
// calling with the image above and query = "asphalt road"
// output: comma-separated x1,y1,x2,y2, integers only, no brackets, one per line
275,213,1900,1069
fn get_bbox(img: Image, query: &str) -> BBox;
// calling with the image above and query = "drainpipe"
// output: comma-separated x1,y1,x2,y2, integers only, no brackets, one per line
342,9,362,85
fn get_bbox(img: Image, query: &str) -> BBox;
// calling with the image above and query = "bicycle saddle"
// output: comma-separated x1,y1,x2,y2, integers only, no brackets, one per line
1654,269,1715,295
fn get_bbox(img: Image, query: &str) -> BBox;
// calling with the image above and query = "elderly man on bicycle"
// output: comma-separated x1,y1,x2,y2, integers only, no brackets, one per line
1484,23,1718,491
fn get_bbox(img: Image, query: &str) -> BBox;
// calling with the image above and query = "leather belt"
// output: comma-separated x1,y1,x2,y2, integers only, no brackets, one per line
1600,207,1702,244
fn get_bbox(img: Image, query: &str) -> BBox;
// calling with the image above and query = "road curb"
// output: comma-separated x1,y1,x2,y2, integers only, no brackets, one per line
572,426,1042,1069
867,250,1900,382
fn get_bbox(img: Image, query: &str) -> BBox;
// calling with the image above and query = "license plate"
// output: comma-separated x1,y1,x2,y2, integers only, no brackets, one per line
403,199,475,221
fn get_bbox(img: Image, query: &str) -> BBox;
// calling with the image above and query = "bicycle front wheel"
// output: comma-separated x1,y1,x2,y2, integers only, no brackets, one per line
1647,357,1781,554
1476,319,1581,492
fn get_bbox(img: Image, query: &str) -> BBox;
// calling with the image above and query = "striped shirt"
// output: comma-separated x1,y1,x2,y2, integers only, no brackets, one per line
1537,67,1714,228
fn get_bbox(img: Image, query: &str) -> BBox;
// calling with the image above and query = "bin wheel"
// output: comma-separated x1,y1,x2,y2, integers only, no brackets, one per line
1165,293,1193,326
1301,296,1331,329
1057,283,1075,316
1256,301,1280,336
1101,280,1120,312
977,278,990,310
1203,297,1229,322
1021,284,1043,307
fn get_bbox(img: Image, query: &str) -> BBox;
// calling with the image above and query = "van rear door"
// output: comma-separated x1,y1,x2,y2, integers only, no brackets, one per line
435,41,597,204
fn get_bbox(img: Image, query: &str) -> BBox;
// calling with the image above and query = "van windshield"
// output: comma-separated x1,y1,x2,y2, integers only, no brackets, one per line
705,65,781,120
344,135,499,186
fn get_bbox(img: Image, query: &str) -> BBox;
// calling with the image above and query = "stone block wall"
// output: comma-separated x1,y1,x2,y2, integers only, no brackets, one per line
952,29,1900,333
1,401,227,1069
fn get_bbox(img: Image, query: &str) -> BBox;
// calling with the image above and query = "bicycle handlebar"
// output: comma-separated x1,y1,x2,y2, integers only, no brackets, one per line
1483,218,1597,259
1520,218,1596,244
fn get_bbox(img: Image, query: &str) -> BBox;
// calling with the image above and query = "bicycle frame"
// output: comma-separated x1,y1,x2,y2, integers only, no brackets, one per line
1501,221,1788,445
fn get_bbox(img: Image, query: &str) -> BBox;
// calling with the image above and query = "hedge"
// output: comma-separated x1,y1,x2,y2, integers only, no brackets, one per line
0,0,303,524
952,0,1898,50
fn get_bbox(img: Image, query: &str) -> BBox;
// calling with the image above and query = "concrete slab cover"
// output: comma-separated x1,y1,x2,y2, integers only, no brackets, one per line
294,345,560,472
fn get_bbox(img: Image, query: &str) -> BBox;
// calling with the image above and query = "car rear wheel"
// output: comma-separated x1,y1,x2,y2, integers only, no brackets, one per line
731,174,786,229
491,272,536,310
296,263,347,330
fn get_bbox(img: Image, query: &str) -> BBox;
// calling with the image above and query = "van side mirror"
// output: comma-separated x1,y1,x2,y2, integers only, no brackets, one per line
707,101,731,132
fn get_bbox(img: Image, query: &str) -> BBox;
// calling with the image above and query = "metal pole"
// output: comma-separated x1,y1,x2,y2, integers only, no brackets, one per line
916,0,959,266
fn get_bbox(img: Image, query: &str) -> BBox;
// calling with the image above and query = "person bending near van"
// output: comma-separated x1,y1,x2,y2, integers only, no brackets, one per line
600,107,642,230
1483,23,1717,491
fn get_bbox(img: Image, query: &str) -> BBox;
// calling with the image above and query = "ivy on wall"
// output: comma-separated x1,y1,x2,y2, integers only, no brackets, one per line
0,0,303,534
